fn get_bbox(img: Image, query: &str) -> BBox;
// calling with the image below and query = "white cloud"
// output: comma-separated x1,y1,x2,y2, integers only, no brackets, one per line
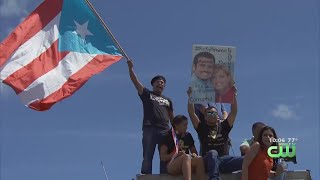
271,104,298,120
0,0,28,17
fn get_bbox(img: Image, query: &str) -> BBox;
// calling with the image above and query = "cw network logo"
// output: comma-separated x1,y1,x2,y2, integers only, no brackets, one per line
267,143,296,158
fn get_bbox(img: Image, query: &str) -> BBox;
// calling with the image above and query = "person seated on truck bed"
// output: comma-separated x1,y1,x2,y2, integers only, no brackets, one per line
160,115,206,180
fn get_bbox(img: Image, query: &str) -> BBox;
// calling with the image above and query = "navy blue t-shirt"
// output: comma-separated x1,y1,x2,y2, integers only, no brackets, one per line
139,88,173,130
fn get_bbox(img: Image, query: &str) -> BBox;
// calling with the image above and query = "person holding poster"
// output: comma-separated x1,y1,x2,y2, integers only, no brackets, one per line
195,103,231,156
189,52,215,103
187,87,243,180
212,64,236,103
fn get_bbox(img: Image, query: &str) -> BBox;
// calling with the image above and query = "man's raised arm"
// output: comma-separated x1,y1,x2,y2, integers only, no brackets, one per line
221,103,228,120
227,86,238,126
187,87,200,129
127,60,144,95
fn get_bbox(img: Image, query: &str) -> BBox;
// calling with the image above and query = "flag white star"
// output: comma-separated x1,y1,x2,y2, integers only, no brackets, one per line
73,20,93,40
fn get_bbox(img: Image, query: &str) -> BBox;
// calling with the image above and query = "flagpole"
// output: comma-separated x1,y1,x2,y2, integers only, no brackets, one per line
85,0,130,60
100,161,110,180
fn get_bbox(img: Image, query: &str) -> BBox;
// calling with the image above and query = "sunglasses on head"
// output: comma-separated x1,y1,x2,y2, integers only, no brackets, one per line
206,111,218,116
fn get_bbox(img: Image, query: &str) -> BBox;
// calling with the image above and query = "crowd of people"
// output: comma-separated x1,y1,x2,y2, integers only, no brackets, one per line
127,52,287,180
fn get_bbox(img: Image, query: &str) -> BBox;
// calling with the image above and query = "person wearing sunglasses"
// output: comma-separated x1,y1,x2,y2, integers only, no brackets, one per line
187,87,243,180
194,102,230,156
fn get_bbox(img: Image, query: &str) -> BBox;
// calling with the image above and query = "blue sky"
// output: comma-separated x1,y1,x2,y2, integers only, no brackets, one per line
0,0,319,180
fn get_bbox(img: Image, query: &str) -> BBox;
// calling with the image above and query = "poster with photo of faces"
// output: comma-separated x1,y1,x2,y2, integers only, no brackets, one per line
190,45,236,104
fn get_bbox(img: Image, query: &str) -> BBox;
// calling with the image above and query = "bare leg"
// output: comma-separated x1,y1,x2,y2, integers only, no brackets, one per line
192,157,206,180
181,155,192,180
167,154,192,180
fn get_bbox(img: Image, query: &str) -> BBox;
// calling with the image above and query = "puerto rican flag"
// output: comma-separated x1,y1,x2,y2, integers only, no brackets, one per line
0,0,123,111
169,127,180,165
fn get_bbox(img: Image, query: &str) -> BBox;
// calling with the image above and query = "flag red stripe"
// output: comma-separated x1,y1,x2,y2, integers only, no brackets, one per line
28,54,122,111
3,40,69,94
0,0,63,67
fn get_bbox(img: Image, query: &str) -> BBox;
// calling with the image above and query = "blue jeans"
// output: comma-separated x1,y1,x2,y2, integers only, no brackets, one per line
141,126,168,174
203,150,243,180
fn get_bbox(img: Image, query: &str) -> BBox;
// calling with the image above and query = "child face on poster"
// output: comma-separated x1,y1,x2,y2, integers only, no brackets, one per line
212,65,234,95
192,52,215,81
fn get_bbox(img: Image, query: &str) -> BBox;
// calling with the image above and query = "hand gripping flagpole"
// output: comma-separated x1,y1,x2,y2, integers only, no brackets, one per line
85,0,130,61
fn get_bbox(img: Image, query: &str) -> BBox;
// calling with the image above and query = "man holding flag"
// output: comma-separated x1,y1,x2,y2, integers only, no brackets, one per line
127,59,174,174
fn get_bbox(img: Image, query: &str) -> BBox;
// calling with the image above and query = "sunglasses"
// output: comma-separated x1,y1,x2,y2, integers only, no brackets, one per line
206,111,218,117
